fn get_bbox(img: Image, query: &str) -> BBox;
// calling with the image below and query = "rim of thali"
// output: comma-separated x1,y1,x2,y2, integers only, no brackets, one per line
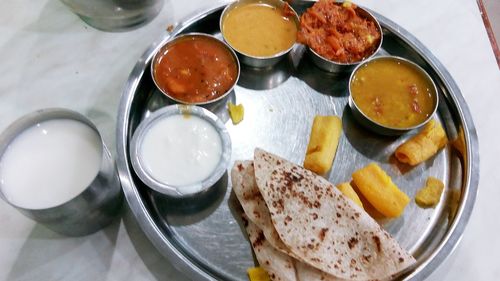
115,3,480,281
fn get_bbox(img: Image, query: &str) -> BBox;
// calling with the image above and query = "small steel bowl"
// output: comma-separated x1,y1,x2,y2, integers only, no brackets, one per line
306,3,383,73
348,56,439,136
129,105,232,198
151,33,240,106
220,0,300,68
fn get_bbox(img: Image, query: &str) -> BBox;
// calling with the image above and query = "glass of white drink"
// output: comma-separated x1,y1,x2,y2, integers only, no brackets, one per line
0,108,122,236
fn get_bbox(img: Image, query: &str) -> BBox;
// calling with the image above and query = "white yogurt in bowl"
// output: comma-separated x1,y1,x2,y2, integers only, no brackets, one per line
130,105,231,196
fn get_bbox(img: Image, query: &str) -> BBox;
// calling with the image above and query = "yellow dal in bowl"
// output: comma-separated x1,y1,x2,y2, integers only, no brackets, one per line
350,58,437,129
222,3,297,57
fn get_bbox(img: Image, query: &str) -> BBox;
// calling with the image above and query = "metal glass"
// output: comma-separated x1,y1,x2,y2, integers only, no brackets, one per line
116,2,479,280
0,108,123,236
60,0,164,32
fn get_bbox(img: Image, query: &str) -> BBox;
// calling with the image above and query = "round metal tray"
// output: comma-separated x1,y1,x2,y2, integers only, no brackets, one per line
116,2,479,280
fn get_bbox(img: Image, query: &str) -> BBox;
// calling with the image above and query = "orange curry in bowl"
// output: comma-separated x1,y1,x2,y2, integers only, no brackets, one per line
152,34,239,104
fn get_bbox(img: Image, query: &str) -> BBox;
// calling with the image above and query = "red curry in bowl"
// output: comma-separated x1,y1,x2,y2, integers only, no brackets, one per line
152,34,239,104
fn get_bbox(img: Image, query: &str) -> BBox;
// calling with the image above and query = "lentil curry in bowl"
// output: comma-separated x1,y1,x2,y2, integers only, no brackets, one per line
349,56,438,135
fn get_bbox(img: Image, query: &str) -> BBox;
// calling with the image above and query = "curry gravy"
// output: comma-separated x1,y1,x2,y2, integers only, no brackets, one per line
222,3,297,57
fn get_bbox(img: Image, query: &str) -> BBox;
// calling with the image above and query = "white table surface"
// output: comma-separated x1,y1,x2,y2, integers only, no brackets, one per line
1,0,499,280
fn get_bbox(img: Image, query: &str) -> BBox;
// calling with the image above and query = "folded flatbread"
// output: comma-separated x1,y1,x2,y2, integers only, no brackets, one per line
253,148,415,281
232,161,291,254
232,161,343,281
242,214,298,281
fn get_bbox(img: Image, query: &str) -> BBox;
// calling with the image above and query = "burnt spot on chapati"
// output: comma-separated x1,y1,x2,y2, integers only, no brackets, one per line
348,237,358,249
271,198,284,214
237,163,244,171
243,189,262,201
253,210,261,219
252,231,266,248
319,227,329,241
372,235,382,253
284,215,292,226
313,200,321,208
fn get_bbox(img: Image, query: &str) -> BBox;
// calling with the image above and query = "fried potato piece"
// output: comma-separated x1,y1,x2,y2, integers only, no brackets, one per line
415,177,445,208
303,115,342,175
228,102,244,125
247,267,271,281
395,119,448,166
352,163,410,218
337,182,364,208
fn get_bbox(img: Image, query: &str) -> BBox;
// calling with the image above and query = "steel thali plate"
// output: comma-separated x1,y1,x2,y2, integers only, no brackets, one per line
116,2,479,280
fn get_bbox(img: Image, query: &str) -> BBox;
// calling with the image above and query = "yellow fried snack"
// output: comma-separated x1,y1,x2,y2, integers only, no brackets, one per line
352,163,410,218
337,182,364,208
247,267,270,281
303,115,342,175
395,119,448,166
228,102,244,125
415,177,445,208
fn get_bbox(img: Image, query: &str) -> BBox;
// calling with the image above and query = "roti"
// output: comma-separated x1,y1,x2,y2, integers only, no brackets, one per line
232,161,344,281
231,161,341,281
253,148,415,280
231,161,290,254
242,214,298,281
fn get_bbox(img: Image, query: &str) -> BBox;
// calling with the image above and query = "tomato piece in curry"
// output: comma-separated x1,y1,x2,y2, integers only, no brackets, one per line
153,35,238,104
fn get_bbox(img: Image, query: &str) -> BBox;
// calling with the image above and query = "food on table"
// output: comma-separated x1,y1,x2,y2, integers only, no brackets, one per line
228,102,244,125
243,215,296,281
303,115,342,175
232,161,342,281
247,267,270,281
351,182,386,220
350,57,437,129
297,0,381,63
395,119,448,165
352,163,410,218
337,182,364,208
235,148,415,280
152,35,238,104
139,114,222,190
415,177,445,208
232,161,291,254
222,2,297,57
0,119,102,210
